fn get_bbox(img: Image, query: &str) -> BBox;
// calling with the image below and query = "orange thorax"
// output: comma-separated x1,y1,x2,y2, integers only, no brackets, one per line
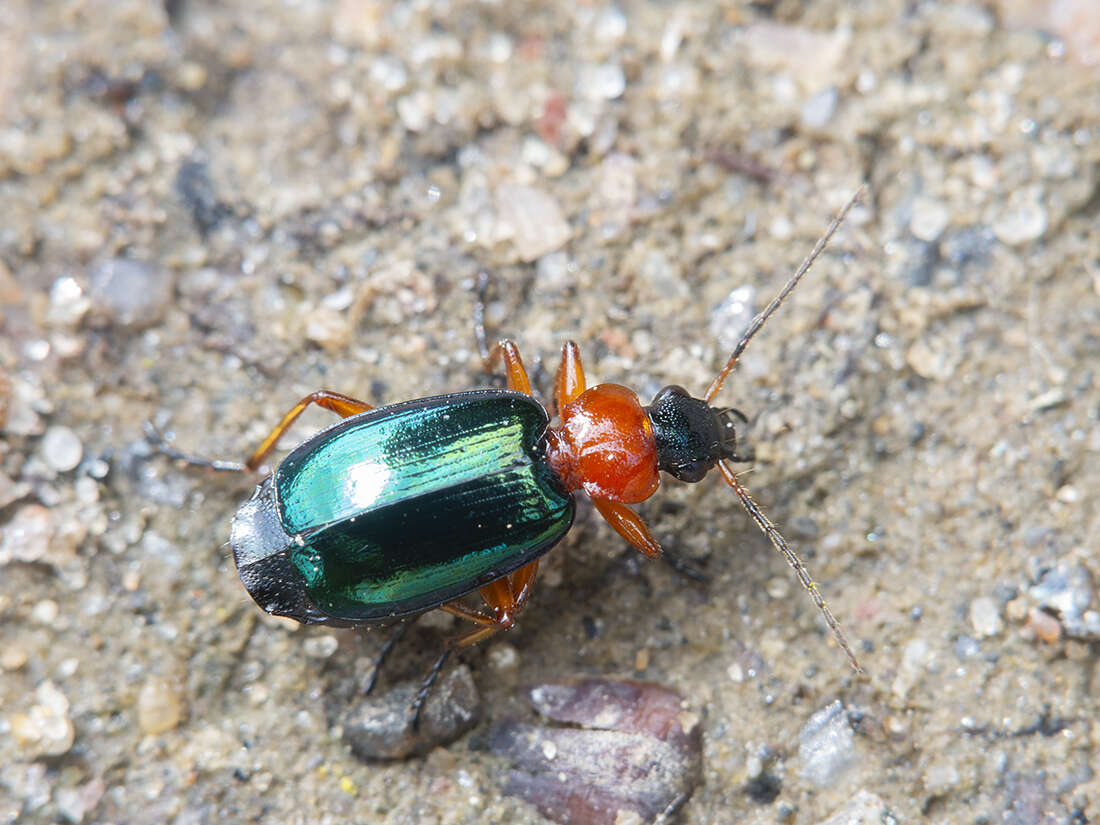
544,384,660,503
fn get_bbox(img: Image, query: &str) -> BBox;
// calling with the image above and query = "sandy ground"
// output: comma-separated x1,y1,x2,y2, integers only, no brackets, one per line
2,1,1099,823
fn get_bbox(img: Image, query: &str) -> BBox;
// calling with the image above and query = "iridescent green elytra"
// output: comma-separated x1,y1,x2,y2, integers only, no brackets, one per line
229,390,574,623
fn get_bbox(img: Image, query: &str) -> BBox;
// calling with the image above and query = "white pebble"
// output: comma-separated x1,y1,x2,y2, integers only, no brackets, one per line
495,184,571,262
909,197,950,242
801,86,838,129
992,197,1048,245
798,700,857,787
969,596,1004,637
41,425,84,472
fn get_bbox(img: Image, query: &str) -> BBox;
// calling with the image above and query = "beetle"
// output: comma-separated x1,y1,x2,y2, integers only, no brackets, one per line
152,189,864,720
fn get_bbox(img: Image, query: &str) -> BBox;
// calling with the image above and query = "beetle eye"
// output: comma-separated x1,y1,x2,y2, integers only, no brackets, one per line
652,384,690,405
674,460,708,483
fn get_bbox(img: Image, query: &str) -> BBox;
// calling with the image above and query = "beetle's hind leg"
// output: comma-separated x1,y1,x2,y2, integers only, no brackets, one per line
143,421,248,472
408,561,540,728
147,390,374,473
362,622,409,697
245,391,373,470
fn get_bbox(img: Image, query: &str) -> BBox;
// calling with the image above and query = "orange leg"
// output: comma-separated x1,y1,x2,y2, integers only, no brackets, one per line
485,339,532,395
438,559,540,647
553,341,586,419
246,391,373,470
591,497,662,559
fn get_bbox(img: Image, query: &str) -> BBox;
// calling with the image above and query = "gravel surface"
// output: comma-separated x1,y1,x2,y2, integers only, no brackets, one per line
2,1,1098,823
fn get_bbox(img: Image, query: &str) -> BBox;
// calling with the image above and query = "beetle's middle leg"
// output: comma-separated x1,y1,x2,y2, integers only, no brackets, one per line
438,559,540,645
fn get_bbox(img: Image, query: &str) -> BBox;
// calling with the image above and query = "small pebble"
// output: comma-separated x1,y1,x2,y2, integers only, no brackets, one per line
909,197,950,242
1,645,28,670
0,504,53,565
343,665,480,760
137,677,184,734
923,757,960,793
11,680,75,756
906,338,957,381
0,470,32,509
5,375,47,436
488,679,702,825
302,634,340,658
991,196,1048,246
969,596,1004,637
815,790,890,825
801,86,838,129
1029,560,1100,639
578,63,626,100
87,258,175,330
304,306,351,351
495,184,571,262
487,642,518,670
31,599,60,625
709,285,755,353
54,777,106,825
891,637,933,699
798,700,858,787
46,276,91,327
766,577,791,600
1026,607,1063,644
41,425,84,473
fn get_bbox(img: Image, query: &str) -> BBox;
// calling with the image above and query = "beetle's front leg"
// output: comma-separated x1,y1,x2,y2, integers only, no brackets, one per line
485,339,533,396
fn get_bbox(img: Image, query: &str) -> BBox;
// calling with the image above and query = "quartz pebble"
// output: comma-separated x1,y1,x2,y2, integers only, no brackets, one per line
991,195,1048,246
47,276,91,327
909,197,950,242
137,677,184,734
969,596,1004,637
798,700,858,787
1028,560,1100,639
87,258,175,330
709,285,755,353
814,790,890,825
801,86,838,129
495,184,571,262
11,680,75,756
892,637,933,698
40,425,84,472
0,504,53,565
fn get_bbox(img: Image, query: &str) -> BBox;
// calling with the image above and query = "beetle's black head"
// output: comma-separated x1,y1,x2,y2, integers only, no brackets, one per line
645,385,748,483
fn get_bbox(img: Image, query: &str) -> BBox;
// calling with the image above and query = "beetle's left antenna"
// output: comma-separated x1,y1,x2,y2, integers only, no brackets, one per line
719,460,863,673
703,186,864,403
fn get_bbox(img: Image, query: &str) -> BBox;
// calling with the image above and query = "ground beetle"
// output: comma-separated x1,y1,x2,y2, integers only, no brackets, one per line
153,189,865,720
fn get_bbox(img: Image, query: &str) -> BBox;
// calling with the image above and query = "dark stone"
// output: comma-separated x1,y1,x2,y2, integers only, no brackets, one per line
342,665,480,761
485,679,702,825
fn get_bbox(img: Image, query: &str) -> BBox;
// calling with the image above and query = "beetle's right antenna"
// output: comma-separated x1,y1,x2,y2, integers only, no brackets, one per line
718,460,863,673
703,186,865,404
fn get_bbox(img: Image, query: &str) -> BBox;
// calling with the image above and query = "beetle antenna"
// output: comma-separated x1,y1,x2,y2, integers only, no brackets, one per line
718,459,863,673
703,186,865,403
